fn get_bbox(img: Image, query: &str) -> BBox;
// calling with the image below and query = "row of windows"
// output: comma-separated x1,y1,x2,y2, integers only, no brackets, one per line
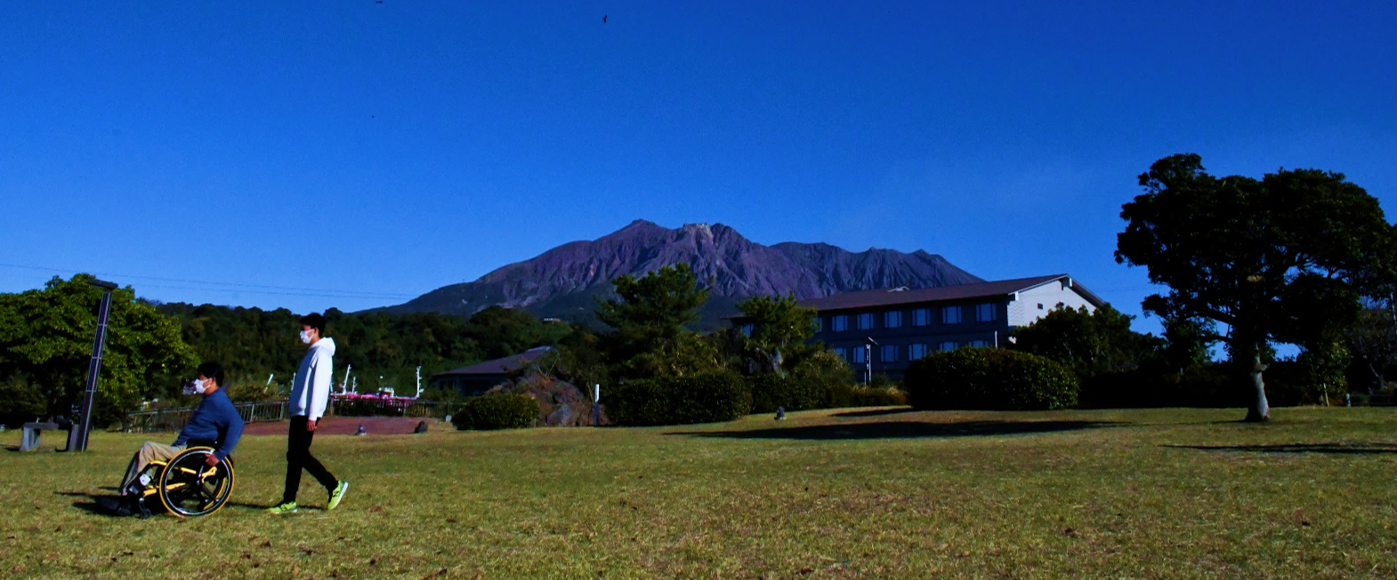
832,340,992,364
822,303,996,333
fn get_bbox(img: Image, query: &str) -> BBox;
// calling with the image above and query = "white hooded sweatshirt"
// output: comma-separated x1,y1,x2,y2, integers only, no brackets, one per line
290,337,336,421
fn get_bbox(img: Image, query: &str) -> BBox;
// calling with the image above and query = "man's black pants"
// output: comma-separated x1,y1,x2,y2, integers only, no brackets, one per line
282,415,338,504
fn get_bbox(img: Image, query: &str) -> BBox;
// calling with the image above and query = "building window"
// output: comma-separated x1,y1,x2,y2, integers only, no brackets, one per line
942,305,962,324
939,341,959,351
909,343,927,360
739,324,754,337
970,339,990,347
832,347,847,362
976,303,997,322
857,312,873,330
853,347,866,363
832,315,847,332
913,308,930,326
812,317,823,333
880,345,898,362
884,311,903,328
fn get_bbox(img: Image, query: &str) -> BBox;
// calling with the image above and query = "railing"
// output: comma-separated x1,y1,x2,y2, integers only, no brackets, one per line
124,400,288,433
123,399,463,432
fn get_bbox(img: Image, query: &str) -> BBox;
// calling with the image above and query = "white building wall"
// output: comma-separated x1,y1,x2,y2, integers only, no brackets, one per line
1006,278,1097,328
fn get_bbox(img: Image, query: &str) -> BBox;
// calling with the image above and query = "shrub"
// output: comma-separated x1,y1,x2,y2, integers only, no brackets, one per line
827,384,907,408
607,370,752,426
451,393,539,430
749,373,826,413
904,347,1079,411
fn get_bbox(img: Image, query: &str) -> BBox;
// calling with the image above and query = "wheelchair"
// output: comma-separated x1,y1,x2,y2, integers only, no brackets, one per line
130,446,236,518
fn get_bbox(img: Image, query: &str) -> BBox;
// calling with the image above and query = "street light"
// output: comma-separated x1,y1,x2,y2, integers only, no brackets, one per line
864,337,879,385
68,278,118,452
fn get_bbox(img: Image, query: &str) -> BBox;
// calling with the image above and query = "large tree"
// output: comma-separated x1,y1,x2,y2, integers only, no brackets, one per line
734,293,818,374
595,264,716,380
1116,154,1392,421
0,274,196,427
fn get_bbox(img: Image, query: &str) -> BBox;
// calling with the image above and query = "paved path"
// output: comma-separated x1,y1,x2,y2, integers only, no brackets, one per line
241,416,446,436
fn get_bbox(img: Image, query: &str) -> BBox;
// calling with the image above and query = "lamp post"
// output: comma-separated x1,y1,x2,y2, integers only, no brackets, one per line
865,337,879,385
68,278,117,452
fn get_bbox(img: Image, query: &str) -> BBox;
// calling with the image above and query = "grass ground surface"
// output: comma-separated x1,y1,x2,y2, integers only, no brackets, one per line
3,407,1397,579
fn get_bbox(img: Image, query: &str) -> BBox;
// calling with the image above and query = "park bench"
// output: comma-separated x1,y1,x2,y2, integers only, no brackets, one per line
20,420,74,452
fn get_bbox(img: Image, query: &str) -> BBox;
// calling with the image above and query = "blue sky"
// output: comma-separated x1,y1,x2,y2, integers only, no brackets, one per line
2,1,1394,336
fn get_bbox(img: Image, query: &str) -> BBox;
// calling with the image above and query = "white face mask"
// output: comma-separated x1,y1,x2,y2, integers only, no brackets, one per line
299,330,313,344
183,378,208,395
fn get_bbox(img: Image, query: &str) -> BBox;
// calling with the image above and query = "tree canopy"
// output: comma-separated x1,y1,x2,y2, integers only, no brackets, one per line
0,274,196,427
594,264,716,380
1009,304,1161,380
1115,153,1394,421
734,293,818,374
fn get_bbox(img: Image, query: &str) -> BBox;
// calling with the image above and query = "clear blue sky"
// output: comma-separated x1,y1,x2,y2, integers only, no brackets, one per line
3,1,1394,336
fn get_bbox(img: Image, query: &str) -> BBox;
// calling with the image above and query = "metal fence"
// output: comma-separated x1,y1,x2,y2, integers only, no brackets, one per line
122,399,461,432
124,400,288,433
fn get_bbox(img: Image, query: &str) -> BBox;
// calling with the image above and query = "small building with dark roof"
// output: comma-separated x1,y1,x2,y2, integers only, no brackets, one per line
428,346,554,397
732,274,1104,381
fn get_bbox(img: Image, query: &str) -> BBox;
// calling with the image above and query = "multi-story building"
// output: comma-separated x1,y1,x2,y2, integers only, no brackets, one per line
736,274,1104,381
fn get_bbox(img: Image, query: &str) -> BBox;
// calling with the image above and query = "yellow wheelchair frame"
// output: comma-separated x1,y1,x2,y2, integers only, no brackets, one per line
136,446,236,518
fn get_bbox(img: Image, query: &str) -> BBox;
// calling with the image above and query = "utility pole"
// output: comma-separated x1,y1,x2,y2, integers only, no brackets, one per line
68,278,117,452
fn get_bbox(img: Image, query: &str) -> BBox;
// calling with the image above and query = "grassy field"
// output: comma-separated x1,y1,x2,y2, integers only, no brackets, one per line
4,406,1397,579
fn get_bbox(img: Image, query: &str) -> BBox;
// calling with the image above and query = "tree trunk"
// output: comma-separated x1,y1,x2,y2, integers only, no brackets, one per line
1244,350,1270,422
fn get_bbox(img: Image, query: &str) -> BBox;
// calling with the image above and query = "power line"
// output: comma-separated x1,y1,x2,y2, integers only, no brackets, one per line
0,262,418,300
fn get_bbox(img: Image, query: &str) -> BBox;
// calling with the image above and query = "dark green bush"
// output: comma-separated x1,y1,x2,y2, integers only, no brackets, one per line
607,371,752,426
827,384,907,408
904,347,1079,411
749,373,827,413
451,393,539,430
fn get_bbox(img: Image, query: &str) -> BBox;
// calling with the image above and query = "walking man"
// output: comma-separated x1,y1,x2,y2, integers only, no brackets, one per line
268,312,349,514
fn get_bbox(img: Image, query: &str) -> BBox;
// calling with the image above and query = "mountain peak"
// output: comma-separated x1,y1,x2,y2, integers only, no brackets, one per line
378,221,983,328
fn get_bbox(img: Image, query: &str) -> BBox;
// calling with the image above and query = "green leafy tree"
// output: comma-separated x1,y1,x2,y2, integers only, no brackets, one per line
0,274,196,427
734,293,818,375
1116,154,1390,421
1009,305,1161,380
595,264,714,380
1344,304,1397,392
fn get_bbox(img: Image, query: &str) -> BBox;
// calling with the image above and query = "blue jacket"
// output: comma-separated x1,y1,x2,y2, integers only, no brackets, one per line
172,388,245,461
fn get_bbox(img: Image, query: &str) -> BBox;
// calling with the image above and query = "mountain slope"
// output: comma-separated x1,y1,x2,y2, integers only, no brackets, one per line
377,220,983,327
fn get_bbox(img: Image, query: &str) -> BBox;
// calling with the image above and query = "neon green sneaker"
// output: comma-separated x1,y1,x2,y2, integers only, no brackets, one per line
266,501,298,514
327,481,349,511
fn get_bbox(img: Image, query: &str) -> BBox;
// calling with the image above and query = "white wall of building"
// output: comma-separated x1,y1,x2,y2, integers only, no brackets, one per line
1006,278,1097,327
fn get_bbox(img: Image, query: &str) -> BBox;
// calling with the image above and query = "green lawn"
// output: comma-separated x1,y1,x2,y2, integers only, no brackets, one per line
4,407,1397,579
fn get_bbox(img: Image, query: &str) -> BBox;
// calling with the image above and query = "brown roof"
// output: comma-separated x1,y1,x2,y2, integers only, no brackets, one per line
430,346,554,377
789,274,1104,312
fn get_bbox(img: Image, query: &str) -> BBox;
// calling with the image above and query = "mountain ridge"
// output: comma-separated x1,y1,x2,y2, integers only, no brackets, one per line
374,220,984,327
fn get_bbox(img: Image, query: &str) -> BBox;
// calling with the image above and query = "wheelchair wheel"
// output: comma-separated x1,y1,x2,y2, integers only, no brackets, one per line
157,447,235,517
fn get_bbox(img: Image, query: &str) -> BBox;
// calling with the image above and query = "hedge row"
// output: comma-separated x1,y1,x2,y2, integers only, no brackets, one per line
451,393,540,431
606,371,752,426
904,347,1078,411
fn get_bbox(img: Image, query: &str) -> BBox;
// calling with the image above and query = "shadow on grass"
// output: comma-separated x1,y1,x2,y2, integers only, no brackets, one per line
674,420,1123,440
831,407,917,418
1165,443,1397,455
56,491,123,517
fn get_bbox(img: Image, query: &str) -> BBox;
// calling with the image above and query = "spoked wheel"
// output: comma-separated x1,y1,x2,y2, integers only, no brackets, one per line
157,447,235,517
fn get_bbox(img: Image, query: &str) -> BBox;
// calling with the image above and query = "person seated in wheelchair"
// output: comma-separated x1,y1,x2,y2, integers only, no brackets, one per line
116,361,244,515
